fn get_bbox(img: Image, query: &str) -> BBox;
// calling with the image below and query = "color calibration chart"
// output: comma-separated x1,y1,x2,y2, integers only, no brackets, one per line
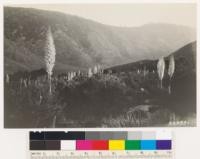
29,131,173,159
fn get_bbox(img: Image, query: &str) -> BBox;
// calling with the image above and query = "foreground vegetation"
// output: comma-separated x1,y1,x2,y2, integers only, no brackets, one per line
4,67,195,128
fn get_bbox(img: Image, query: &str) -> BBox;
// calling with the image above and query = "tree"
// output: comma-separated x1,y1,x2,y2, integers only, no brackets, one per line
44,27,56,94
157,57,165,88
168,55,175,94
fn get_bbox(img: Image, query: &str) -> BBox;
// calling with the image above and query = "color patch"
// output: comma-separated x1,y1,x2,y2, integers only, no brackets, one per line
113,132,127,139
109,140,125,150
99,132,114,140
45,140,60,150
85,132,100,140
30,132,45,140
142,132,156,140
127,132,142,140
61,140,76,150
156,131,172,140
141,140,156,150
92,140,108,150
76,140,92,150
156,140,172,150
44,131,85,140
30,141,45,150
44,132,65,140
125,140,141,150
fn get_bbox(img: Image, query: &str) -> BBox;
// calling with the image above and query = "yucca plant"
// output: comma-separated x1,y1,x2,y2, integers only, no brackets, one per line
44,26,56,95
168,55,175,94
6,74,9,84
93,65,98,74
88,68,93,77
157,57,165,88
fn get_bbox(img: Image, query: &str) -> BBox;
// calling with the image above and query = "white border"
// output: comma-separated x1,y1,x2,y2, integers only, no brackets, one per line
0,0,200,158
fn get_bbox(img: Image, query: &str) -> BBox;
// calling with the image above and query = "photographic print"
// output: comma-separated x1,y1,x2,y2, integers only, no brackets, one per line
4,3,196,128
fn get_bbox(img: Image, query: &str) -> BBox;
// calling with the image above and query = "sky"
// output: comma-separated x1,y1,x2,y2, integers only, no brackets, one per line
8,3,197,28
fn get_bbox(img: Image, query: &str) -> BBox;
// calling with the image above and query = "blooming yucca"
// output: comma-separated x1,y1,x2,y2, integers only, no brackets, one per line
157,57,165,88
168,55,175,94
88,68,93,77
44,26,56,94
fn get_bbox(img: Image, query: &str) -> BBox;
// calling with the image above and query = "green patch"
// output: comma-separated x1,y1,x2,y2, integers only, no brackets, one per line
125,140,141,150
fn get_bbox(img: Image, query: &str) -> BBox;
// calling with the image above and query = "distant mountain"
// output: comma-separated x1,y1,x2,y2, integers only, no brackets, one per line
4,7,196,74
106,41,196,83
107,41,196,74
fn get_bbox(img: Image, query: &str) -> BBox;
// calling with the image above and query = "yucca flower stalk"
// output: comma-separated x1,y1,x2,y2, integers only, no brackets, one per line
44,26,56,95
168,55,175,94
93,65,98,74
88,68,93,77
6,74,9,84
157,57,165,89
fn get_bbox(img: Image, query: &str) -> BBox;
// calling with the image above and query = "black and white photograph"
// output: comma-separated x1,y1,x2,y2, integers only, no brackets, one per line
4,3,196,128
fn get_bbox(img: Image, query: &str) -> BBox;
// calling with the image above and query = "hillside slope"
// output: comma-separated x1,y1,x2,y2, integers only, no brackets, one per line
107,42,196,115
4,7,196,74
107,42,196,73
4,42,196,127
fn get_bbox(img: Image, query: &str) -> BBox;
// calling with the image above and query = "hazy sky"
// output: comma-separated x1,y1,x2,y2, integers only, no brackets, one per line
9,3,196,28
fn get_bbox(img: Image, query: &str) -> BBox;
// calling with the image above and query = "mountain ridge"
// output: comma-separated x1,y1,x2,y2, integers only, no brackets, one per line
106,41,196,75
4,7,196,74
